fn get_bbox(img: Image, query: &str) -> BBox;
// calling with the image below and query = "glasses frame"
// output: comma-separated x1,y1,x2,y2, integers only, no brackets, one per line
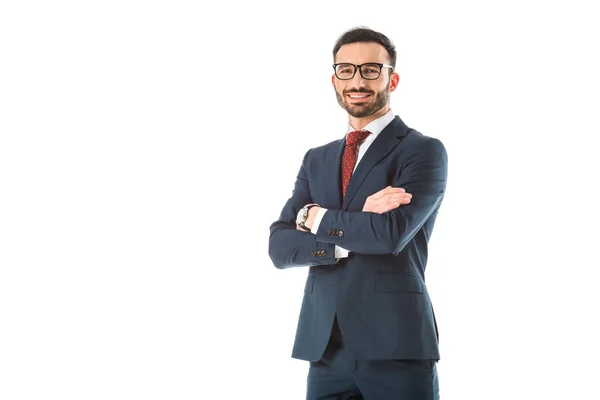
332,62,394,80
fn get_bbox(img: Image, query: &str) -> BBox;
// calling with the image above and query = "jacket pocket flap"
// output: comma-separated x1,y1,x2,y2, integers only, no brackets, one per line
377,272,423,293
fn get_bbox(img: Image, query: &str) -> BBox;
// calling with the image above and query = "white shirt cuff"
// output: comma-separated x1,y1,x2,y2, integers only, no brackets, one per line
310,207,328,234
335,246,349,258
310,208,350,259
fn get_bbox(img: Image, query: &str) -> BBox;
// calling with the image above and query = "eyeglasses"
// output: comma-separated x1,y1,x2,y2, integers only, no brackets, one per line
333,63,394,80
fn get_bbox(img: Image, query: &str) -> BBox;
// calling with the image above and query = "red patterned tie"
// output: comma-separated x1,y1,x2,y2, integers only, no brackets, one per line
341,130,371,197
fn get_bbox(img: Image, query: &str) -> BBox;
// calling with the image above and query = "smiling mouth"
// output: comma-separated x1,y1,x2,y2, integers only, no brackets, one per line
347,93,371,101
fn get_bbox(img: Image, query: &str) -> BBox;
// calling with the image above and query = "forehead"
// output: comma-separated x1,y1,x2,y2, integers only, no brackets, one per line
335,42,389,64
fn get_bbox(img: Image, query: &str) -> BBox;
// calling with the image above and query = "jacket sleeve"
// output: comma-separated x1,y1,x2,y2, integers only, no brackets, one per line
314,137,448,255
268,150,338,269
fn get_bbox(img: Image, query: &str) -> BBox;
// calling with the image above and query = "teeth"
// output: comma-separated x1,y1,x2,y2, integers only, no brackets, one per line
349,94,368,98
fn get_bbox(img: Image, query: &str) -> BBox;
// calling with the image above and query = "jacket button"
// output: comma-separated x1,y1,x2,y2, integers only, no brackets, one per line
338,230,344,237
322,250,327,256
311,251,316,256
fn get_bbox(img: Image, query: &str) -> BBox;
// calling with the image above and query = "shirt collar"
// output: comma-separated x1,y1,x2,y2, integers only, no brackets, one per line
346,109,395,139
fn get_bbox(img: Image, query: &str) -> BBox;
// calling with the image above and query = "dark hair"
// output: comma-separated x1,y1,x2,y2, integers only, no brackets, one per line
332,26,397,68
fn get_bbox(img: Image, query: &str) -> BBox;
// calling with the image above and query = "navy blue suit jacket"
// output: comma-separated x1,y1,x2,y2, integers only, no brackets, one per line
268,115,448,362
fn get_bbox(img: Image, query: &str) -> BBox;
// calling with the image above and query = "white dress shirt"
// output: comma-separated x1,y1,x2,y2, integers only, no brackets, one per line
310,109,396,259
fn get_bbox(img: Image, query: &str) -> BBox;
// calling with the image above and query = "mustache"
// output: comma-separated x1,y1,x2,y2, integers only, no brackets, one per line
344,88,374,95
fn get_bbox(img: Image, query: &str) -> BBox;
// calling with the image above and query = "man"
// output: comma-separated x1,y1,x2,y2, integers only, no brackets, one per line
268,27,448,400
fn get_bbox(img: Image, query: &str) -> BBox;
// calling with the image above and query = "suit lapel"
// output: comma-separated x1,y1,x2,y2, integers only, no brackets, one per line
323,138,345,209
342,116,411,210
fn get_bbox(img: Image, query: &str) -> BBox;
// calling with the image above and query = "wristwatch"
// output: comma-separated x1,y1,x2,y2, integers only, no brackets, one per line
296,204,320,232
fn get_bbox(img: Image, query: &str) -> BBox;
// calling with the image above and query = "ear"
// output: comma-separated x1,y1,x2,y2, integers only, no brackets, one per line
389,72,400,92
331,74,336,86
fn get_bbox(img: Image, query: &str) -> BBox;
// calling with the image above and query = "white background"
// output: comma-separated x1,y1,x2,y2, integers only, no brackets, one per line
1,1,599,399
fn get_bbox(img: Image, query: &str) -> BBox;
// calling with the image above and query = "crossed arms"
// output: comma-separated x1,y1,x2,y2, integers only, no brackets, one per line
268,138,447,269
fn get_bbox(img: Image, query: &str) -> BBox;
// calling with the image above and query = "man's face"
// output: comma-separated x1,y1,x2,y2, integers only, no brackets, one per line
332,42,398,118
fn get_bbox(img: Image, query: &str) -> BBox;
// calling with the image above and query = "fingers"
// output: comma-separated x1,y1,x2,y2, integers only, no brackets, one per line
371,186,406,200
377,192,412,205
371,191,412,214
386,192,412,201
363,186,413,214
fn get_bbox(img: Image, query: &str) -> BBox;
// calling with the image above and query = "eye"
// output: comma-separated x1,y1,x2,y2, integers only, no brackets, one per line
336,64,354,73
362,64,380,74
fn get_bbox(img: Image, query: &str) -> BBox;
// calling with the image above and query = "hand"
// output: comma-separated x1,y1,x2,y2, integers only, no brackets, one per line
363,186,412,214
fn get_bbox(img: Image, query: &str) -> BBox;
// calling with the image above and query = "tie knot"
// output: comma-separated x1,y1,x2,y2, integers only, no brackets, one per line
346,130,371,147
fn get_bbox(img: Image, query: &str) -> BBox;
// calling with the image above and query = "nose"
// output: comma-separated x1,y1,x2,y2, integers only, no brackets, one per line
350,69,367,88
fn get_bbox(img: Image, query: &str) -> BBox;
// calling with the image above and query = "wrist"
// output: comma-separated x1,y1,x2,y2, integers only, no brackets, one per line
296,203,320,231
305,205,321,230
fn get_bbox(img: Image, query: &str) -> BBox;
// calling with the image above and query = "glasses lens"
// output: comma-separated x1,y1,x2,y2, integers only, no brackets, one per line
335,64,355,79
361,63,381,79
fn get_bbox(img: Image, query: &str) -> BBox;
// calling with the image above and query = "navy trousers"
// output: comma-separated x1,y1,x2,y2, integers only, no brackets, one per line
306,317,439,400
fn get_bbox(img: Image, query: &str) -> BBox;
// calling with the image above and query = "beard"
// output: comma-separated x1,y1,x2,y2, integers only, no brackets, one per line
335,87,390,118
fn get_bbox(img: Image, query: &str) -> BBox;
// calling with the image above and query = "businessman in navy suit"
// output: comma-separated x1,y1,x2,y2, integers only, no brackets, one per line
268,27,448,399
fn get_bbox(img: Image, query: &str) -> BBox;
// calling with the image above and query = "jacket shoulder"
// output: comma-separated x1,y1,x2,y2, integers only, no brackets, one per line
301,138,342,161
404,128,446,152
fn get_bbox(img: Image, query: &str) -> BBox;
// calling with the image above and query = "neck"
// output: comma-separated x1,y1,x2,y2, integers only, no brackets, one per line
348,105,390,131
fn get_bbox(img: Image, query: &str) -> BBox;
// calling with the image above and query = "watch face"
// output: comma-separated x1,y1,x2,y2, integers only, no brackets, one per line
296,208,306,224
